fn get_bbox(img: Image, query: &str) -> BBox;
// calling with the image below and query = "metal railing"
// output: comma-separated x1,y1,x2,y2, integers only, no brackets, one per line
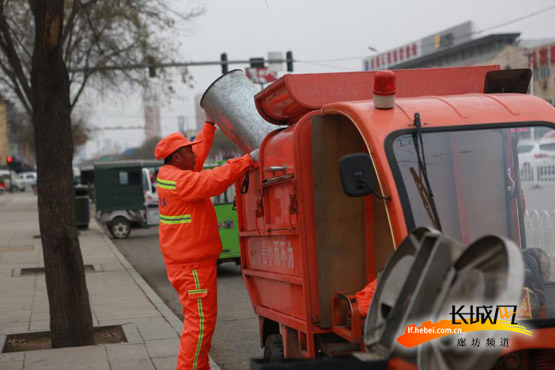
520,164,555,184
524,210,555,257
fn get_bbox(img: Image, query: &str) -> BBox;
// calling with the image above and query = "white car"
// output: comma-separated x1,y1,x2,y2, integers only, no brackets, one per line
0,170,21,191
518,139,555,181
16,172,37,191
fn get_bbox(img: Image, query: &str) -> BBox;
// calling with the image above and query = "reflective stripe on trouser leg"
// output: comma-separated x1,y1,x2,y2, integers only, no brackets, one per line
192,269,204,370
168,264,217,370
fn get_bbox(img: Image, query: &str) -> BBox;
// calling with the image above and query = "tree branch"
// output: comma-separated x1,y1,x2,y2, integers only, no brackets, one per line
0,0,32,107
0,57,32,114
62,0,98,45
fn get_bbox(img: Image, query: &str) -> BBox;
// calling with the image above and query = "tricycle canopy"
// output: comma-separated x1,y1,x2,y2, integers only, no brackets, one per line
94,160,162,212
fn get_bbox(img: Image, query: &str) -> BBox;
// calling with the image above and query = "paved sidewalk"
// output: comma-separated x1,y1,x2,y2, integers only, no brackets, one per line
0,192,219,370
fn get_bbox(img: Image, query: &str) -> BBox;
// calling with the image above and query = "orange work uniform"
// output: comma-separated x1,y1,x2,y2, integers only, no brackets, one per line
156,123,254,370
355,279,377,318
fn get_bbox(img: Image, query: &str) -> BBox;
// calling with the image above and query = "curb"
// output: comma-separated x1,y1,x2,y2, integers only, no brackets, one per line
93,219,221,370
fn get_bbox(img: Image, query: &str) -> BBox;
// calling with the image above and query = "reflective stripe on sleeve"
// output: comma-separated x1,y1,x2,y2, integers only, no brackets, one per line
157,178,176,190
159,213,191,225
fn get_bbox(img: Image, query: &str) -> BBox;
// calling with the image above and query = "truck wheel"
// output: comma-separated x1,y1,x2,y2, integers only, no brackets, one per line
263,334,284,360
109,217,131,239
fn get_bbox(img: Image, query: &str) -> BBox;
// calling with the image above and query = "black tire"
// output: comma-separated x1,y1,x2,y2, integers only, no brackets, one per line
263,333,284,360
109,217,131,239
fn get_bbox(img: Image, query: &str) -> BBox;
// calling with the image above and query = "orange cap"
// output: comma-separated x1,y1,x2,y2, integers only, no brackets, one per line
154,132,203,160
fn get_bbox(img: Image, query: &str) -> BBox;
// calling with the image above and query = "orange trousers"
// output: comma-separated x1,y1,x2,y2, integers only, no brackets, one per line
168,264,217,370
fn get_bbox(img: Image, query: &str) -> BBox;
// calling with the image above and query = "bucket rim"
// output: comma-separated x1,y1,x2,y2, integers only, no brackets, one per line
200,69,245,108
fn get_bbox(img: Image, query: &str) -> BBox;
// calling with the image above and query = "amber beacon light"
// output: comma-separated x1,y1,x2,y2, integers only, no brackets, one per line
373,70,396,109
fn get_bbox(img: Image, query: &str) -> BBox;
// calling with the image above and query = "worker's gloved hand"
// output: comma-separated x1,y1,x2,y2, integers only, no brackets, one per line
204,111,215,125
249,148,259,163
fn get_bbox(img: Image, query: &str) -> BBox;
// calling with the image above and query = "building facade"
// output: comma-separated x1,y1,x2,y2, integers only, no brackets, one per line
363,22,555,106
0,101,7,166
484,41,555,106
144,97,162,139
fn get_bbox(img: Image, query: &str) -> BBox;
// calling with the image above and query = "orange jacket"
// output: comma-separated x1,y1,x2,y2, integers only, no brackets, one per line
355,279,377,318
157,123,254,267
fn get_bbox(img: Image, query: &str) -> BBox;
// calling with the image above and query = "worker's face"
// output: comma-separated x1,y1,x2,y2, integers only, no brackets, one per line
174,146,196,170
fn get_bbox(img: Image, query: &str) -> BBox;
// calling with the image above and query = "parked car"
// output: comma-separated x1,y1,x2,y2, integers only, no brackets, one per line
0,170,21,192
518,138,555,181
0,177,5,194
15,172,37,191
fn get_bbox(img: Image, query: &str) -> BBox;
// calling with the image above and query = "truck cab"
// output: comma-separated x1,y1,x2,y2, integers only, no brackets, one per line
232,66,555,367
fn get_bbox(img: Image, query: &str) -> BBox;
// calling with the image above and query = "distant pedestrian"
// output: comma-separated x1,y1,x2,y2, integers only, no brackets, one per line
154,113,258,370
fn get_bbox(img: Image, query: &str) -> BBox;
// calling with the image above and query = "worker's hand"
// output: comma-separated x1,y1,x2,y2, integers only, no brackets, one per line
249,148,259,163
204,111,215,125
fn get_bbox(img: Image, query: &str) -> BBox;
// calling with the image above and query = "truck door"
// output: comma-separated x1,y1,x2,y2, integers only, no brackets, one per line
310,114,395,327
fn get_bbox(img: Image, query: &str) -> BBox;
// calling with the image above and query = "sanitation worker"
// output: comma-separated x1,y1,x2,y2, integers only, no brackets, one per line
154,116,258,370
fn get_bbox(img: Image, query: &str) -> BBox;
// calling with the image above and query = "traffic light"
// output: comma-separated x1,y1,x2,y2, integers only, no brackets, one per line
249,57,265,69
147,56,156,78
221,53,228,74
6,155,13,164
286,51,294,72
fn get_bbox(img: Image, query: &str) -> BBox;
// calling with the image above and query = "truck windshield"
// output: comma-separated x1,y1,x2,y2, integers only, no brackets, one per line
389,124,555,319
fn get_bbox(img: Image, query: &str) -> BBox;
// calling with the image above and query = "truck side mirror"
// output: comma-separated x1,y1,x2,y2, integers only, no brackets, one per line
339,153,378,197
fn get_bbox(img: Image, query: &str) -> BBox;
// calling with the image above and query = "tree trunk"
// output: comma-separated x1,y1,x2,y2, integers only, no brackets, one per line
30,0,94,348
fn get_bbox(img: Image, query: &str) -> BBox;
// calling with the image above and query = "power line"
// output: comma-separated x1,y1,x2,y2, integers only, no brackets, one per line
479,5,555,34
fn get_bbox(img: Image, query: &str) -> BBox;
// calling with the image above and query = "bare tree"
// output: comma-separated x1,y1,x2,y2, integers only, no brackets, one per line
30,0,93,347
20,111,92,157
0,0,203,347
1,0,203,115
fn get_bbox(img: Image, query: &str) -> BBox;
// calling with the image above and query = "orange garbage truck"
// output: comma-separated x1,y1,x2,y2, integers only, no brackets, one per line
202,67,555,369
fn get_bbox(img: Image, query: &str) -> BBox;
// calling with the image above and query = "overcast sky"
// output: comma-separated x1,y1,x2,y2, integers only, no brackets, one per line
80,0,555,160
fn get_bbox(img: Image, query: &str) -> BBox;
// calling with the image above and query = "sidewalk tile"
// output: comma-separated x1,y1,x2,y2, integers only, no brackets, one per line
0,360,23,370
0,195,189,369
24,345,110,370
111,360,155,370
127,317,178,341
0,310,31,324
138,327,179,341
144,339,180,358
0,300,33,313
30,311,49,322
0,323,29,335
0,352,24,362
29,320,49,331
93,304,160,321
106,343,150,362
152,356,177,370
99,262,125,271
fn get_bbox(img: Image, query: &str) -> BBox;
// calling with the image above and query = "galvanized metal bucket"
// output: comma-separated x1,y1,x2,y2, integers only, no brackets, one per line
200,69,277,154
